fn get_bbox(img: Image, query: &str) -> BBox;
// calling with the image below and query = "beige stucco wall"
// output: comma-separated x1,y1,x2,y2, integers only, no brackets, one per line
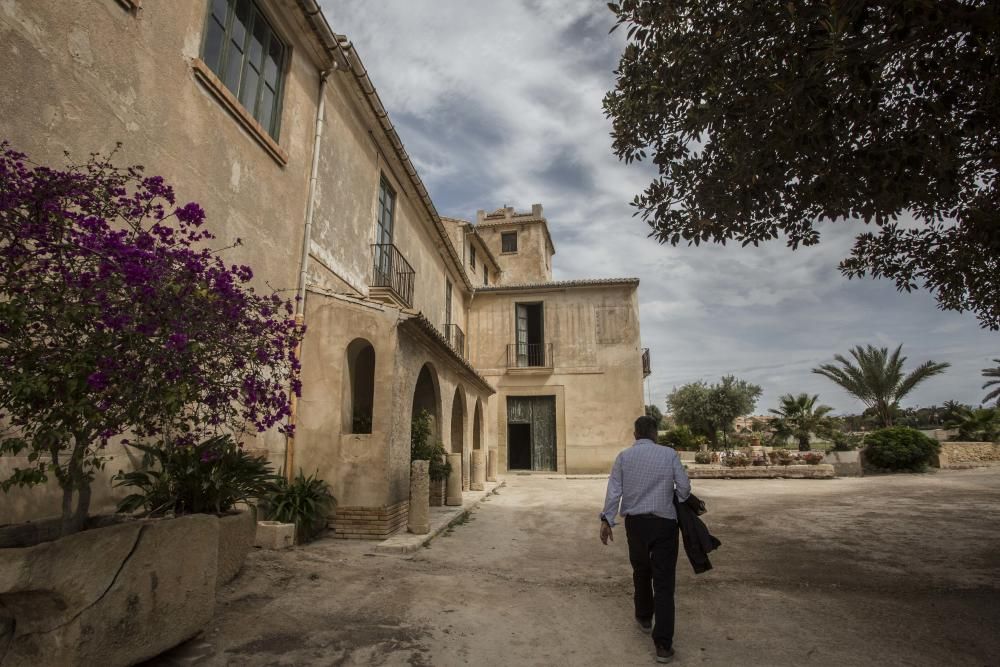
476,218,553,285
0,0,329,469
470,284,644,474
298,292,491,508
938,441,1000,468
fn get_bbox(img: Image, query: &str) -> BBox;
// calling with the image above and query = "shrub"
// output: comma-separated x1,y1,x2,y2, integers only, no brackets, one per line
658,425,704,450
773,449,793,466
263,470,335,544
864,427,940,472
802,452,825,465
723,453,750,467
114,435,275,516
411,410,452,481
694,451,712,464
0,144,303,536
829,430,864,451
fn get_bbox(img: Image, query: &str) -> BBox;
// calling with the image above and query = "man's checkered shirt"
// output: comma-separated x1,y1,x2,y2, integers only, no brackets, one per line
600,439,691,526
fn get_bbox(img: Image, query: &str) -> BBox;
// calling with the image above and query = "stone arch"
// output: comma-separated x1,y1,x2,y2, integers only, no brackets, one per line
412,362,441,440
473,398,484,450
344,338,375,434
450,385,466,455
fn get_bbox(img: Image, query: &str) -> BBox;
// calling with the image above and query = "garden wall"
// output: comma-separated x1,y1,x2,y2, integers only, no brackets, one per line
0,445,138,526
938,442,1000,468
688,464,834,479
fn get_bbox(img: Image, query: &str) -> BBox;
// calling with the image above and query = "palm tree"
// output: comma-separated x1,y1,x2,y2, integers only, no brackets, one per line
769,393,834,451
956,407,1000,442
812,344,950,428
983,359,1000,407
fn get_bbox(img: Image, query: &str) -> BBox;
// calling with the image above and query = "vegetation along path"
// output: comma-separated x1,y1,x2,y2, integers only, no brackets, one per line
149,470,1000,666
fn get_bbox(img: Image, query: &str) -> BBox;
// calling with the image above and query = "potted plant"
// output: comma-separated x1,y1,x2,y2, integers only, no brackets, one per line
411,410,451,506
0,144,303,666
262,469,336,544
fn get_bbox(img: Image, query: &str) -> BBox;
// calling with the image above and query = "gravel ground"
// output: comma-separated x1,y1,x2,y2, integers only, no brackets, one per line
148,468,1000,666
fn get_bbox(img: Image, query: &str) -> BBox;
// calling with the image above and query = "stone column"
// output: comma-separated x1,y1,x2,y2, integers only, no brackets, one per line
446,453,463,506
408,460,429,534
486,449,498,482
471,450,485,491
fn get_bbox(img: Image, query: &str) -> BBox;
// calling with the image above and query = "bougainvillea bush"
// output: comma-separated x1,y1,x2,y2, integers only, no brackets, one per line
0,142,304,535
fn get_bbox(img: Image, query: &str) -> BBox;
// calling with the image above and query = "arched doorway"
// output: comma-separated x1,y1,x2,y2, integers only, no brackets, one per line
344,338,375,434
412,363,441,439
473,399,483,451
451,386,467,489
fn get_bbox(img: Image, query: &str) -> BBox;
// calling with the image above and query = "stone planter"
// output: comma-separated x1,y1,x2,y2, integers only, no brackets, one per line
429,478,446,506
0,513,218,667
217,508,256,588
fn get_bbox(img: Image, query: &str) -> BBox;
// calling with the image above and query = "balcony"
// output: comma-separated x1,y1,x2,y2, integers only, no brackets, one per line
444,322,465,358
642,347,651,377
507,343,553,370
369,244,415,309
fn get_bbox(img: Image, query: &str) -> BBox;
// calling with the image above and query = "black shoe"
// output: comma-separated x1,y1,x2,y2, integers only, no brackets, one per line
655,643,674,663
636,617,652,633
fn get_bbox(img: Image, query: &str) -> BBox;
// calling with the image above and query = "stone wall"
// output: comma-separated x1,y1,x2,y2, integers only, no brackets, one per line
688,465,835,479
332,500,409,540
938,441,1000,468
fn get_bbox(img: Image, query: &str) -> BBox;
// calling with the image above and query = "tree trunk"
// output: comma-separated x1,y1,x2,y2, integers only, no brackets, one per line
60,433,93,537
798,436,810,452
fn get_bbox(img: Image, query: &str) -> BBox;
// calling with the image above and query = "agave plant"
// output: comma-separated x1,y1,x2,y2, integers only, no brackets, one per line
263,470,335,544
983,359,1000,407
813,344,950,428
115,435,276,516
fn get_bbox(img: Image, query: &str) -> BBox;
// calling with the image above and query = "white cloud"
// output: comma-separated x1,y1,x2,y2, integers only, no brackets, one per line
324,1,997,414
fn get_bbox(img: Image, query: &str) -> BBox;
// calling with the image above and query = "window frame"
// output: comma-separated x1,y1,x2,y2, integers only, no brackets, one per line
199,0,287,140
501,231,518,254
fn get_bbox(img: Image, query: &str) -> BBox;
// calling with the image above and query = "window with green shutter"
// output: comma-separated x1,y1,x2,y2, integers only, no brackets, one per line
201,0,286,139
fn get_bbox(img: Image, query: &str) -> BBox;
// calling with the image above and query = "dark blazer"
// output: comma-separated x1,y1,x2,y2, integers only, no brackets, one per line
674,492,721,574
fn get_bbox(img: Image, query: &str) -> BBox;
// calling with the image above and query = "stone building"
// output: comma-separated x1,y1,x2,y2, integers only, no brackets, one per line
0,0,647,534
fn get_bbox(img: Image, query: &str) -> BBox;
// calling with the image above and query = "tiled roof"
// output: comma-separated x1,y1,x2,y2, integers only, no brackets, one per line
476,278,639,292
399,312,495,394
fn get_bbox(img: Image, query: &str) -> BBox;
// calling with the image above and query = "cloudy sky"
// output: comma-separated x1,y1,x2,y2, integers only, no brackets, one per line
324,1,997,415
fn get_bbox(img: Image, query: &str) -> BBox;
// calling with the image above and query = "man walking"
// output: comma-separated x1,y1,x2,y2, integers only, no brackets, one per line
600,415,691,663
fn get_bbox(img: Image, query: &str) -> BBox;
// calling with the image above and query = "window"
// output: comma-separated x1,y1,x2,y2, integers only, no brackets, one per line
445,279,453,326
483,265,489,286
501,231,518,253
201,0,286,138
345,339,375,434
376,177,395,245
470,245,476,269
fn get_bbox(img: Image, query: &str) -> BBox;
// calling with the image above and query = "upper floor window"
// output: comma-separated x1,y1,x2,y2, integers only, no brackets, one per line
501,231,518,253
470,245,476,269
483,265,489,286
376,177,396,245
201,0,286,138
445,279,453,326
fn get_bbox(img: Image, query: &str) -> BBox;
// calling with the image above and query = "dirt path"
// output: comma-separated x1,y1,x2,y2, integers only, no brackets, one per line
149,468,1000,666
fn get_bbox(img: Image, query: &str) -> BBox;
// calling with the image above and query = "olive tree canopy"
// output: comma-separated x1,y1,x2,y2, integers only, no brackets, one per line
604,0,1000,328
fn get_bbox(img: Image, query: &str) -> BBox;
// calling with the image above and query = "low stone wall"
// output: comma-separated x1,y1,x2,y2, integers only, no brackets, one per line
688,464,835,479
822,451,863,477
332,500,409,540
938,441,1000,468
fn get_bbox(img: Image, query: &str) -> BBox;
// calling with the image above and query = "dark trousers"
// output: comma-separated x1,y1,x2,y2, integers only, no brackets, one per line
625,514,679,648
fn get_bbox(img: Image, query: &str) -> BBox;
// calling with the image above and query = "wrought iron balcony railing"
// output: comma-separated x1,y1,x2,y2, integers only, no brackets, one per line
507,342,553,369
642,347,651,377
370,243,415,308
444,323,465,358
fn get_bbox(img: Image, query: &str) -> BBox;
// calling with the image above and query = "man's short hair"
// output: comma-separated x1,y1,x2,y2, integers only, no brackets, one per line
634,415,659,440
